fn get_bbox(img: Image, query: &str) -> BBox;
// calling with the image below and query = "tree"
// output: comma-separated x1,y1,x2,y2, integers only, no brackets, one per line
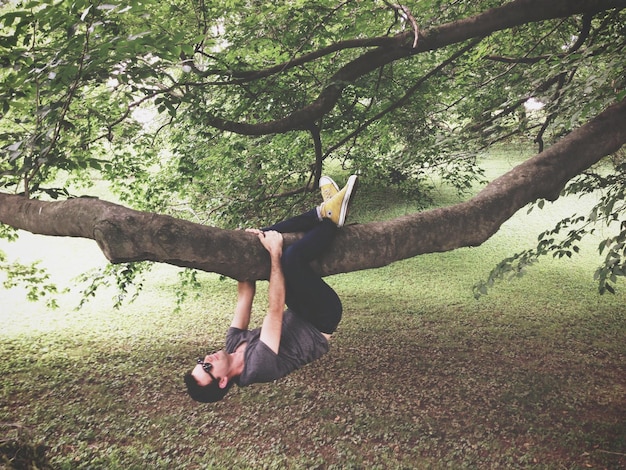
1,0,625,294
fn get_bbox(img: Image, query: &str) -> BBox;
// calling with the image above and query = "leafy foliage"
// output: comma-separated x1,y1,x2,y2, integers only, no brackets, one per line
475,157,626,297
0,256,61,308
75,261,152,309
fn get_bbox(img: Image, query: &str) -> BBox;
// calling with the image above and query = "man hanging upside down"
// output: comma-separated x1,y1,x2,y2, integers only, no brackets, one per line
184,175,358,403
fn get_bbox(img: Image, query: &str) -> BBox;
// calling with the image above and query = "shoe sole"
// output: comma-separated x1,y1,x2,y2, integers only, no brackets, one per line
320,176,340,201
321,176,339,192
338,175,358,227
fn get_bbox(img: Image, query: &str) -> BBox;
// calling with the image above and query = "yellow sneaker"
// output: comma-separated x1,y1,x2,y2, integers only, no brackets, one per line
319,175,358,227
319,176,339,202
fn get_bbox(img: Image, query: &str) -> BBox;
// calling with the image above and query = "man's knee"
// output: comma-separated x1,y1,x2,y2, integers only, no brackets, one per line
281,245,301,276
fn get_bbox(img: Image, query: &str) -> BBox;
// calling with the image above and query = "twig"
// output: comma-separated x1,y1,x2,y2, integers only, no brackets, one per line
596,449,626,456
384,2,420,48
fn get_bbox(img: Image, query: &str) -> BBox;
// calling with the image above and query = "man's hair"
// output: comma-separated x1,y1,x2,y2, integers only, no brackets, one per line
184,372,233,403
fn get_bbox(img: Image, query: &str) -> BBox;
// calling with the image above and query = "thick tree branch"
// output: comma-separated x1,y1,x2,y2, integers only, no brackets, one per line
345,99,626,270
197,0,626,135
1,100,624,280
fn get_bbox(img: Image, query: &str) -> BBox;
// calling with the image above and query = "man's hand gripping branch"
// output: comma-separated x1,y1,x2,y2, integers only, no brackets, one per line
247,229,286,354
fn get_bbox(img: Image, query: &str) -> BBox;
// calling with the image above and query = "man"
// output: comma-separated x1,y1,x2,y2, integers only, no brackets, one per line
184,175,358,403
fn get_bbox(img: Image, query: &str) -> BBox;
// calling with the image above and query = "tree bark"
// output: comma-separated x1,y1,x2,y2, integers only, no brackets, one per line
1,100,625,281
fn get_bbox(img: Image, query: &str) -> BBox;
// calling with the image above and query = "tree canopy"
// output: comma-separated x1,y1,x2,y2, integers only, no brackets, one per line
1,0,625,297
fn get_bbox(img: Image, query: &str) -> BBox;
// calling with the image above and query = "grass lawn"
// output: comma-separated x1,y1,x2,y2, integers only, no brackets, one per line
1,151,625,469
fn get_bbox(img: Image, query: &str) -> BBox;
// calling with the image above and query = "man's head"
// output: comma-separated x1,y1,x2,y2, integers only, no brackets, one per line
184,351,234,403
184,372,233,403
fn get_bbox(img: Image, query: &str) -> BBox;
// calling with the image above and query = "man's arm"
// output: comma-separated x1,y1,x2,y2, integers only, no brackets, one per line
257,230,285,354
230,280,255,330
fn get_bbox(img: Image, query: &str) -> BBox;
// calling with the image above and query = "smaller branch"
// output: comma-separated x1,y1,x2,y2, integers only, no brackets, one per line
534,69,576,152
325,38,481,157
479,123,543,150
186,36,403,83
485,55,551,64
214,4,348,104
596,450,626,457
309,124,324,188
383,2,420,48
89,84,182,145
397,4,420,48
486,14,592,64
25,18,94,197
566,13,592,53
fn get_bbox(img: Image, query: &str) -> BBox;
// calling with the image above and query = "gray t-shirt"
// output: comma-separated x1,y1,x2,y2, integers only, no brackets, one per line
226,309,329,387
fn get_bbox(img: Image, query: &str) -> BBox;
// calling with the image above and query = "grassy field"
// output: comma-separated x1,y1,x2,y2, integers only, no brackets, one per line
1,151,625,469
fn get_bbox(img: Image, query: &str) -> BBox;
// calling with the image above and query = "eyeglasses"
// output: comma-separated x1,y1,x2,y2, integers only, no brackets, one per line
197,358,218,382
